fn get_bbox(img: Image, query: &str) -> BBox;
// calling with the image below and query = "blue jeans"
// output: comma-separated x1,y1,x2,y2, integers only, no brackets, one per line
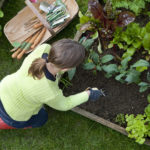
0,100,48,128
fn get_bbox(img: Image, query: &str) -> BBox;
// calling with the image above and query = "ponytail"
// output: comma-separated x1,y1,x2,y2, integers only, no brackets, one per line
28,39,85,80
28,58,46,79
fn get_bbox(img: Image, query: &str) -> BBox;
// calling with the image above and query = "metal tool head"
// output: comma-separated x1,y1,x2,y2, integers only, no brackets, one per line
39,1,55,13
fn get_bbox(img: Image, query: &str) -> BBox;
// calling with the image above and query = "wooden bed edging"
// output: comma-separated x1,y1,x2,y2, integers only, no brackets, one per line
72,107,150,146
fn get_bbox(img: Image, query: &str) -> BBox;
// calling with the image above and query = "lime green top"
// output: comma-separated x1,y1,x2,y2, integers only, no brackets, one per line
0,44,89,121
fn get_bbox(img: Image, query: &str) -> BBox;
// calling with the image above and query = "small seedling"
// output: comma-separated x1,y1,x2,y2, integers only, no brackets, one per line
115,113,126,126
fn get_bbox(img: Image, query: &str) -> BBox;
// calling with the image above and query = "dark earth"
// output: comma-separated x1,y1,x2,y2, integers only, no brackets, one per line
63,7,150,127
63,65,149,126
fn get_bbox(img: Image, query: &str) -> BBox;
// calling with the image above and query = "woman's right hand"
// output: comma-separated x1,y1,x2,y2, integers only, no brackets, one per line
87,88,105,101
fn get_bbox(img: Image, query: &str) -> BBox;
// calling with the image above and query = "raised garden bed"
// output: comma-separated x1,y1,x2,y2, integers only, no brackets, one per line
63,0,150,146
63,65,150,145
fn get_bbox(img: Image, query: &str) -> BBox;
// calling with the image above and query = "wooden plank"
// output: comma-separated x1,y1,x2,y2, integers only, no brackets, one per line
72,107,150,146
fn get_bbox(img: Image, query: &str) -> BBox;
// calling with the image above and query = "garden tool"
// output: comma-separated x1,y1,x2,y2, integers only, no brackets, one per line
33,22,43,29
85,87,106,97
17,30,41,59
31,27,46,49
39,1,55,13
24,19,40,31
24,10,43,30
88,88,106,101
11,36,32,58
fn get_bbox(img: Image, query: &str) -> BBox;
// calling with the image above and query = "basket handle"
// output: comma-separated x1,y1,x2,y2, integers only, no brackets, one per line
25,0,56,36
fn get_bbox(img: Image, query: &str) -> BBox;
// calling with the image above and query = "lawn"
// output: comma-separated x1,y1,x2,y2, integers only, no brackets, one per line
0,0,150,149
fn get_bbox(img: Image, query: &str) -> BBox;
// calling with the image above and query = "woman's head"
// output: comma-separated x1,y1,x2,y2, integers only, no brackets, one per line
28,39,86,79
48,39,85,68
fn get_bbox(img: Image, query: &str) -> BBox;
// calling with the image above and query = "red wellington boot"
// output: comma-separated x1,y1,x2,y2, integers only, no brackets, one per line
0,118,15,129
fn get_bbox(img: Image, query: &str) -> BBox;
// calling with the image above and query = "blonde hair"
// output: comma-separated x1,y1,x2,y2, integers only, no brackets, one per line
28,39,85,79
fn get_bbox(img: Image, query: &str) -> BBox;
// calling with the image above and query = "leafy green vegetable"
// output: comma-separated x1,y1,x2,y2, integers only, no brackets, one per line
101,54,114,63
125,114,149,144
0,10,4,18
115,58,145,84
125,69,141,84
147,94,150,103
83,62,95,70
138,72,150,92
68,68,76,81
138,82,150,92
102,64,118,78
131,59,149,72
107,0,150,15
142,33,150,51
110,22,150,61
82,39,94,50
115,113,126,126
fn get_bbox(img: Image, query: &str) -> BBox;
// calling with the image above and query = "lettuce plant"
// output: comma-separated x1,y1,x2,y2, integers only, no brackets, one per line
126,104,150,144
103,0,150,16
109,22,150,59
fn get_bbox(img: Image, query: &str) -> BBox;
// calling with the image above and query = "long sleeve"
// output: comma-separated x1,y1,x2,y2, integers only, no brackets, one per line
46,88,89,111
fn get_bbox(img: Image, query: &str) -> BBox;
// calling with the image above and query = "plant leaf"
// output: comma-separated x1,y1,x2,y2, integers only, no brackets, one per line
96,65,102,71
102,64,118,74
141,27,146,38
143,33,150,50
118,43,124,49
90,51,100,64
117,11,135,27
132,39,142,49
88,0,105,21
97,40,102,54
145,22,150,33
78,11,83,18
108,43,113,48
136,66,148,72
80,15,91,24
122,47,136,58
0,10,4,18
68,68,76,81
83,62,95,70
145,104,150,118
120,56,131,71
132,59,150,68
92,31,98,39
101,54,114,63
115,73,126,83
82,39,94,50
138,82,149,92
125,69,141,84
147,94,150,103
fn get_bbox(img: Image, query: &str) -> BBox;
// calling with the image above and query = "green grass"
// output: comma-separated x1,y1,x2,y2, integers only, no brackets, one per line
0,0,150,149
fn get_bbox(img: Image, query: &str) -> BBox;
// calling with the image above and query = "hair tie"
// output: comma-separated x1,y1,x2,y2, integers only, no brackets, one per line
42,53,48,63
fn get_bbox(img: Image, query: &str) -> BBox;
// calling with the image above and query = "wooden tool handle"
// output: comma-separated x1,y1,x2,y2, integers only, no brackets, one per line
25,0,56,36
33,22,43,29
11,37,32,58
17,31,40,60
31,27,46,49
12,48,22,58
